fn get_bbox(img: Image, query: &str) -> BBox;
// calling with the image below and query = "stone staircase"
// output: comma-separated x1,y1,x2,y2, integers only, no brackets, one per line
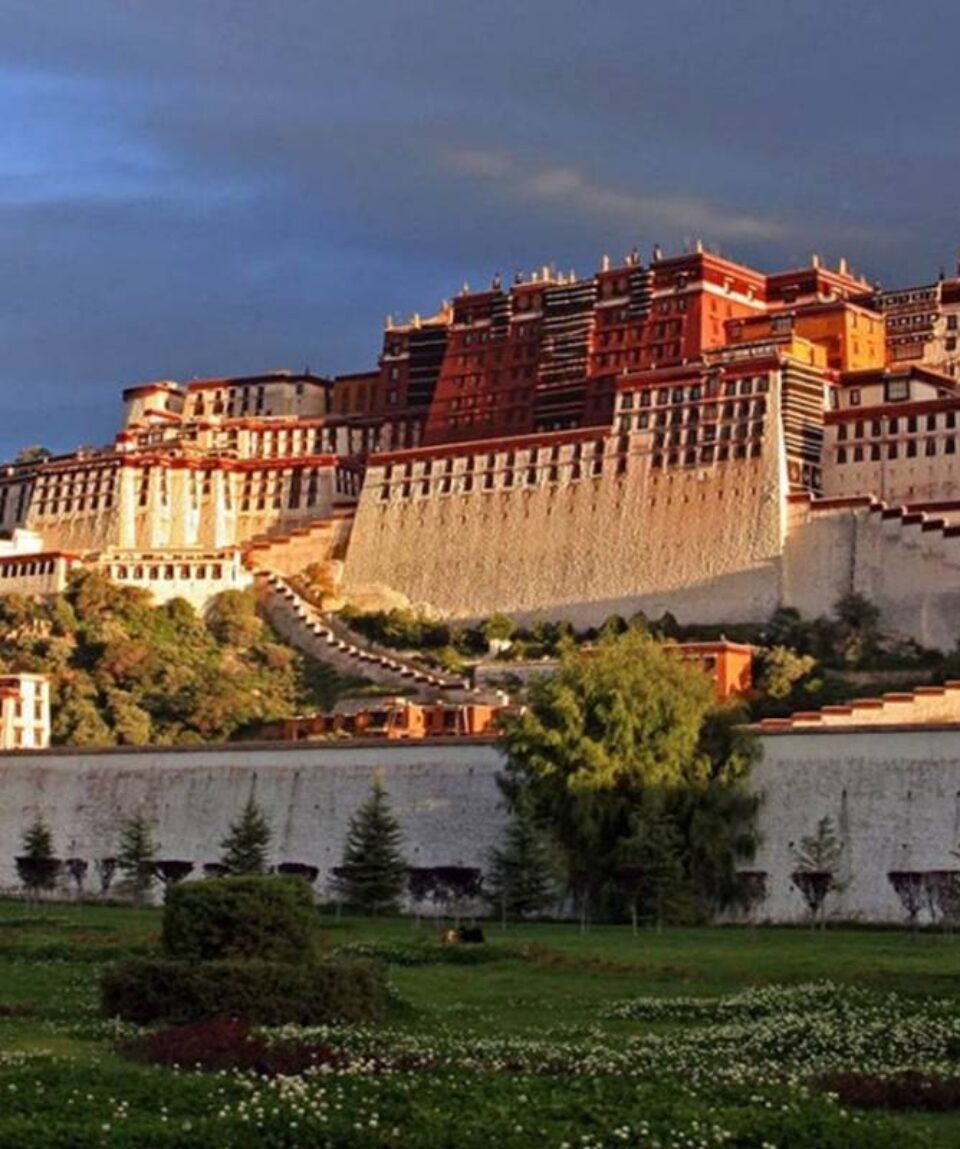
255,570,473,697
242,510,354,576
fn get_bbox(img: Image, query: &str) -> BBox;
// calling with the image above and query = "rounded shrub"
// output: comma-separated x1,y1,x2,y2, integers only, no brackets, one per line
161,875,315,963
101,957,386,1025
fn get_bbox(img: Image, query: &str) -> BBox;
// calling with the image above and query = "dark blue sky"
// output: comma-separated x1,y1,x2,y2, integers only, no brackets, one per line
1,0,959,459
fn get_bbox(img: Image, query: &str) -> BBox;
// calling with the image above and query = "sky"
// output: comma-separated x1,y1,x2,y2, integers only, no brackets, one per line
1,0,959,459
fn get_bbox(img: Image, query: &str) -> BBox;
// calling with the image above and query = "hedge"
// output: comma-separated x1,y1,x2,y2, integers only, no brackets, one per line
161,876,315,964
101,957,386,1025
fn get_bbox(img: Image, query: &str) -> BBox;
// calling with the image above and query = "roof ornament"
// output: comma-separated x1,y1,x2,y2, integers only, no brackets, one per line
652,244,663,263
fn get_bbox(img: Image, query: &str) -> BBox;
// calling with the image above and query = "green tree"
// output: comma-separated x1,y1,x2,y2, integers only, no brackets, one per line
16,816,61,897
482,612,515,647
116,812,156,904
616,804,686,932
219,796,272,876
204,590,263,647
334,780,407,913
499,630,756,924
486,800,556,921
755,646,816,703
791,815,844,926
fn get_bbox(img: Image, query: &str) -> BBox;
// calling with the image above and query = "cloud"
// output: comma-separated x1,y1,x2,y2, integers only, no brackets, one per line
442,146,786,242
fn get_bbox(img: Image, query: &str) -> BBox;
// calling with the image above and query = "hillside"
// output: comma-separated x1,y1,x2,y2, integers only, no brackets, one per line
0,572,361,746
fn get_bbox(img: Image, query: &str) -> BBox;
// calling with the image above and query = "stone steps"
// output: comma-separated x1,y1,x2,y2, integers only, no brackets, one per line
255,570,473,697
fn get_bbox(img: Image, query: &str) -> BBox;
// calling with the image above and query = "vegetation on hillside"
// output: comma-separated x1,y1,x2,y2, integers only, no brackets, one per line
0,571,357,746
341,591,960,717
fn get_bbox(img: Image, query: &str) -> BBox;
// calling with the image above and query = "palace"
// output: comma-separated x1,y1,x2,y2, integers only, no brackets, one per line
5,245,960,648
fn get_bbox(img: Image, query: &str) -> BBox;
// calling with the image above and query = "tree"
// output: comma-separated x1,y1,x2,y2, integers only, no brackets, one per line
887,871,926,928
334,780,408,913
204,590,263,647
219,796,272,876
754,646,816,704
65,857,89,897
15,817,60,898
116,812,156,903
790,816,843,926
406,866,484,924
616,805,686,933
95,856,117,896
154,860,195,897
482,612,515,647
486,801,556,922
499,630,754,924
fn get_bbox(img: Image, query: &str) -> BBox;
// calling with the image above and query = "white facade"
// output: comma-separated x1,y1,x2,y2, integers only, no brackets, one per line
0,674,51,751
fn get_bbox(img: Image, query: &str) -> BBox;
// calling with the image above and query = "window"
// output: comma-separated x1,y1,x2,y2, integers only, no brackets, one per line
926,439,937,457
838,447,847,464
849,388,861,406
885,378,909,402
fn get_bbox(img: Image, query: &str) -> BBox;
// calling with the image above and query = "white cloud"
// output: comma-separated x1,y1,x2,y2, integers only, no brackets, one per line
441,146,788,242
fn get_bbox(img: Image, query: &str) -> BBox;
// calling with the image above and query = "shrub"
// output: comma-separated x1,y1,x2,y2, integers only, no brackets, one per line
161,875,315,963
120,1017,350,1075
100,957,386,1024
816,1070,960,1112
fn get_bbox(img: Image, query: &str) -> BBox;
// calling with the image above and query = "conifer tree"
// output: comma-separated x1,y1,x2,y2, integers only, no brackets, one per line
16,816,61,897
334,780,407,914
219,796,272,876
116,812,156,904
486,802,556,921
790,815,843,927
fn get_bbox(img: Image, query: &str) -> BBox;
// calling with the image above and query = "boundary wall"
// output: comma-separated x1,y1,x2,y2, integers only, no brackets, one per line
2,729,960,922
751,724,960,923
0,741,504,895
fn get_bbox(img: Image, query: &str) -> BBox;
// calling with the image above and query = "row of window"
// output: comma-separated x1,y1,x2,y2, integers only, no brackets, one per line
836,438,958,463
836,410,959,439
112,563,227,582
619,398,767,433
0,559,63,578
652,442,763,469
620,376,769,410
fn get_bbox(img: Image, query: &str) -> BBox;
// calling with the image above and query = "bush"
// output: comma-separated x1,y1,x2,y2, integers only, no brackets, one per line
100,957,386,1024
120,1017,350,1075
161,876,315,963
816,1070,960,1112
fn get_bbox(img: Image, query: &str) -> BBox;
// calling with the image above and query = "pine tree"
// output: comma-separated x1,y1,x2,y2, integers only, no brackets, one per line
790,815,843,926
487,802,556,921
335,780,408,914
16,816,61,897
219,796,272,876
116,812,156,903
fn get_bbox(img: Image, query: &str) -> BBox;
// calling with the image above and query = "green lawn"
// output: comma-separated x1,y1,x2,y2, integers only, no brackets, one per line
2,900,960,1146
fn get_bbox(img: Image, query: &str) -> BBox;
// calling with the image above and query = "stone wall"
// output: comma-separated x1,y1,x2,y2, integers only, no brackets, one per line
0,741,505,895
2,730,960,923
750,725,960,923
784,498,960,649
342,426,787,627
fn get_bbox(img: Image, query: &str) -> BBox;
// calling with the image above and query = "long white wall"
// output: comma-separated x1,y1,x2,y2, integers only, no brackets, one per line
3,729,960,924
0,741,504,896
751,725,960,923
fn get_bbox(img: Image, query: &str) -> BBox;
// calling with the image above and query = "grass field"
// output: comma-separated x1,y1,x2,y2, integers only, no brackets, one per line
2,899,960,1146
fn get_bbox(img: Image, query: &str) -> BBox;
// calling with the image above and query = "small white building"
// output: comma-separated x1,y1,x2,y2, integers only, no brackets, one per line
0,674,51,751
